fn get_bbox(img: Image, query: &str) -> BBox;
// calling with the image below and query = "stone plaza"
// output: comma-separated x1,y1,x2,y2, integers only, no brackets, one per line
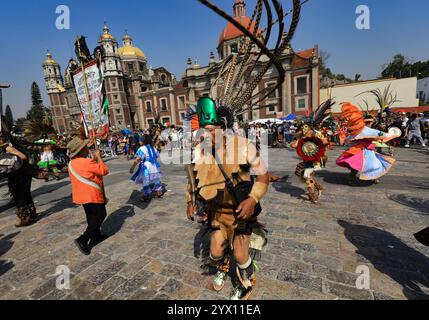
0,147,428,300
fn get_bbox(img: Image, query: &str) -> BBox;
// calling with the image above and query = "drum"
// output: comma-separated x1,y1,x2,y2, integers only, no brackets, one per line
388,127,402,137
296,137,326,162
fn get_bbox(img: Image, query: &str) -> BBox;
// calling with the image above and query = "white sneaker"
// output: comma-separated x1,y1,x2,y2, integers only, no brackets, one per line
404,145,410,148
422,144,426,147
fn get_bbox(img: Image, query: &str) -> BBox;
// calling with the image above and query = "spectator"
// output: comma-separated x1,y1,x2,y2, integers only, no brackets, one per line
67,137,109,255
405,114,426,148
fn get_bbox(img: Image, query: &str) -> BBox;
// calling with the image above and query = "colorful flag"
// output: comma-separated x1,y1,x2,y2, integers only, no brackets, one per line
73,60,109,139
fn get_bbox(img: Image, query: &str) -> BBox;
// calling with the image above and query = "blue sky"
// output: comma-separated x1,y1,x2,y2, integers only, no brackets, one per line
0,0,428,118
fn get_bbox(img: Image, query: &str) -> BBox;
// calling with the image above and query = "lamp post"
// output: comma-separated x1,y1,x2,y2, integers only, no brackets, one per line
0,83,11,112
0,83,11,132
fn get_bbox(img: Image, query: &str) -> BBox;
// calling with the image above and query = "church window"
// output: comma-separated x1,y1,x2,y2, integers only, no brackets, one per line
162,117,170,124
139,62,145,72
296,76,308,94
161,98,168,111
146,101,152,112
178,96,185,109
128,63,134,73
230,43,238,53
266,82,277,99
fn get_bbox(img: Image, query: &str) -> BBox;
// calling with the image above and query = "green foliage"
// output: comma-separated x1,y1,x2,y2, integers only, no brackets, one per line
4,105,13,130
382,54,429,80
27,81,51,123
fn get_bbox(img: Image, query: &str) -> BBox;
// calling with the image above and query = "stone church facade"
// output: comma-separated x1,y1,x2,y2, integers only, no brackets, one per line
44,0,319,133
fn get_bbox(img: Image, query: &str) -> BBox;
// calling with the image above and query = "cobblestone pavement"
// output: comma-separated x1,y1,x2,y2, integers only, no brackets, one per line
0,147,428,300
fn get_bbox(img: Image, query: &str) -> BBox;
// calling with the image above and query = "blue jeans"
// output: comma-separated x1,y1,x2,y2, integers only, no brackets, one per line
407,130,424,145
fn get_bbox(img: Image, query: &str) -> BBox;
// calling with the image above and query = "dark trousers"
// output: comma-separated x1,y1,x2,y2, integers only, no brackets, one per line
79,203,107,243
9,165,34,209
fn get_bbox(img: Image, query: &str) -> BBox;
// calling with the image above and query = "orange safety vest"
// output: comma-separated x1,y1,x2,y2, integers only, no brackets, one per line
69,158,109,205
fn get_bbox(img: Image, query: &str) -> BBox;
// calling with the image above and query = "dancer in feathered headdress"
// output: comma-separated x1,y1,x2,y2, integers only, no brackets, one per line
336,102,399,185
184,0,303,300
291,99,334,203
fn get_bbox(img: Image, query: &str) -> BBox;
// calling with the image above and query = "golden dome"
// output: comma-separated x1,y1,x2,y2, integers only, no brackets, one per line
99,22,115,41
118,46,145,59
119,33,145,59
44,51,57,65
100,33,114,40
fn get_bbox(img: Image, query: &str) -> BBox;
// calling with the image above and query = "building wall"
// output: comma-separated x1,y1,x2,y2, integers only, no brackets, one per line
320,77,420,113
417,77,429,104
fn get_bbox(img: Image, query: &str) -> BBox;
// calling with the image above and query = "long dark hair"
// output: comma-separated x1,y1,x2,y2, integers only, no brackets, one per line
143,134,153,146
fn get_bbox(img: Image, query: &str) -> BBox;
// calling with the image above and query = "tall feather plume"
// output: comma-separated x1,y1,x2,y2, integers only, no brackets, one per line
197,0,302,116
312,99,335,126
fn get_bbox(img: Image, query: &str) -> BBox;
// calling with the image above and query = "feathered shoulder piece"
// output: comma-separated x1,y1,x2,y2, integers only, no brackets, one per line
340,102,365,135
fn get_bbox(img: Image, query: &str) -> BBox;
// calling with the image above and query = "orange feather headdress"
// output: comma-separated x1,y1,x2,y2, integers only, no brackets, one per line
339,102,365,135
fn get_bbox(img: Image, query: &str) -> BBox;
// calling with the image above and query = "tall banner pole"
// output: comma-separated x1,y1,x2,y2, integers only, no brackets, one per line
76,38,98,151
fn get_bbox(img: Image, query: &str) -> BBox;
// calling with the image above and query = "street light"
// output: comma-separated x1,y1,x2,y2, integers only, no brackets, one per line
0,84,11,131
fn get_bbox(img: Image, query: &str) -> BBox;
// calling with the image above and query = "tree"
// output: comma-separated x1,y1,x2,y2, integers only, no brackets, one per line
319,50,331,78
381,54,429,80
4,105,13,131
27,81,49,122
354,74,361,82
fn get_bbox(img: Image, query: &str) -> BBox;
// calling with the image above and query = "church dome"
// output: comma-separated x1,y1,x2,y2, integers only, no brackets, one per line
118,33,146,60
219,16,257,45
99,22,115,41
218,0,260,46
44,51,58,65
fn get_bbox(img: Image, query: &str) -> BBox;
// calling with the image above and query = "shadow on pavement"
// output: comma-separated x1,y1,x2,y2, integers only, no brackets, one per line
388,194,429,216
37,196,77,220
0,201,14,214
271,175,306,199
0,232,19,277
126,190,151,210
338,220,429,300
102,205,135,237
32,181,70,199
319,171,369,187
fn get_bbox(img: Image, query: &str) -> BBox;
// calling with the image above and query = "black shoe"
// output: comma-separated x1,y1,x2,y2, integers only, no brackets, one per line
74,239,91,255
89,234,109,248
415,228,429,247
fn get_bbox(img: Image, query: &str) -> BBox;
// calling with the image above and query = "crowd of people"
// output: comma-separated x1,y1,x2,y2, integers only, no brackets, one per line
1,103,429,300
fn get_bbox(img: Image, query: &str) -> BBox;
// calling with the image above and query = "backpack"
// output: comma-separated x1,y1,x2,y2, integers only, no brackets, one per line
0,153,23,174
